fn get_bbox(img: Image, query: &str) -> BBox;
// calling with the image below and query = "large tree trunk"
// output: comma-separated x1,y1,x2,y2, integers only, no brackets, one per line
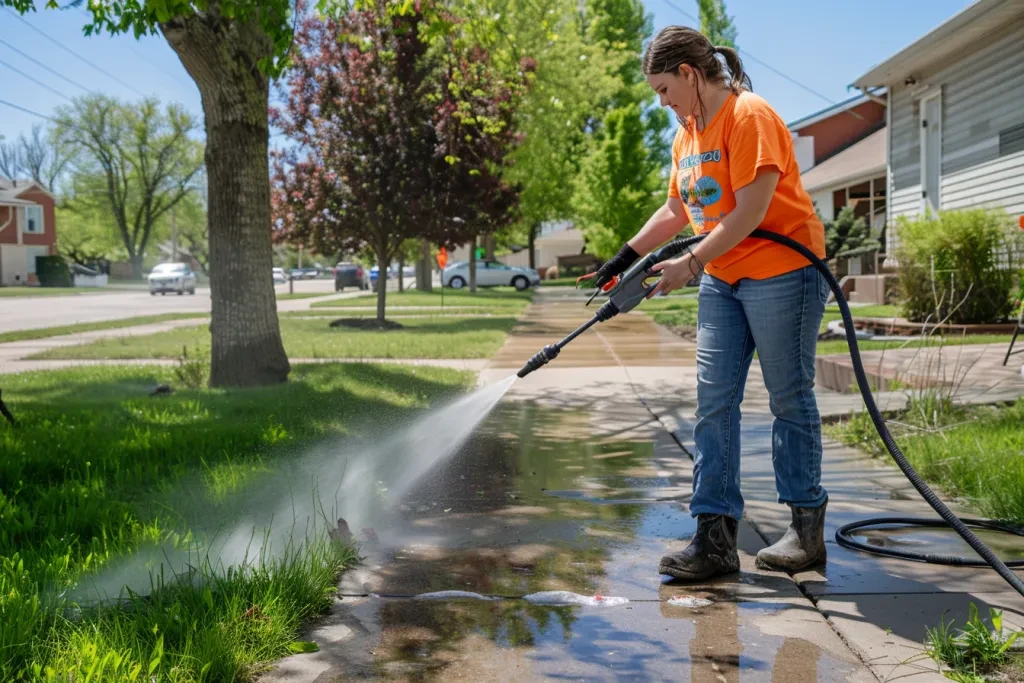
375,242,389,323
398,254,405,293
161,13,290,388
130,253,145,281
416,239,432,292
484,234,495,260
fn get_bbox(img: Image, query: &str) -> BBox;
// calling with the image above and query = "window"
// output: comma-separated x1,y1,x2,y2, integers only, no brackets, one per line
25,206,43,234
999,122,1024,157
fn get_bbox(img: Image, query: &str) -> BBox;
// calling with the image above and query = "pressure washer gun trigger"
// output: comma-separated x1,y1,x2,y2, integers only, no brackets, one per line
585,275,619,306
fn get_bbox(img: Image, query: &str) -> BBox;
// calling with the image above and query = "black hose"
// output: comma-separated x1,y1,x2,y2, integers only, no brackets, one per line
660,228,1024,597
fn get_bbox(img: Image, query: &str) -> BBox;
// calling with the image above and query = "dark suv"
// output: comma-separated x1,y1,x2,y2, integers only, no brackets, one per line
334,263,369,291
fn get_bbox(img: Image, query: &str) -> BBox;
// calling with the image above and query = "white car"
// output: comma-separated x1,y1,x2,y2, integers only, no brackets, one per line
442,260,540,291
272,267,287,284
149,262,197,296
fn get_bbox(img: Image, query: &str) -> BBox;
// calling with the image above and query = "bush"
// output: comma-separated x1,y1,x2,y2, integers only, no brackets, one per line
34,255,72,288
825,206,880,260
895,209,1023,324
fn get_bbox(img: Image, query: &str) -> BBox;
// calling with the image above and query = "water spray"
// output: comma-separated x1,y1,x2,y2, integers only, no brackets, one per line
517,228,1024,598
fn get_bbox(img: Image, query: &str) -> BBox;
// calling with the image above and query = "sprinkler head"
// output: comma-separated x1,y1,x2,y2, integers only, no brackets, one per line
517,344,560,378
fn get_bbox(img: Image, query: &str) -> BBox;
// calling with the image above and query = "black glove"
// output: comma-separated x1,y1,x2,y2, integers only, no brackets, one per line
591,243,640,289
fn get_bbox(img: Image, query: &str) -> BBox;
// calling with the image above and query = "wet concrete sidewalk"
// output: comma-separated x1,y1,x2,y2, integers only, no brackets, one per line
261,289,887,682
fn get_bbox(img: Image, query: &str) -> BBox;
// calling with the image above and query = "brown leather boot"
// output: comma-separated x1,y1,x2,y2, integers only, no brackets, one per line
755,499,827,571
659,514,740,581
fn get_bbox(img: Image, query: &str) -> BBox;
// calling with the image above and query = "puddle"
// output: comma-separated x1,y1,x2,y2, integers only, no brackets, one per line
853,526,1024,561
289,401,866,682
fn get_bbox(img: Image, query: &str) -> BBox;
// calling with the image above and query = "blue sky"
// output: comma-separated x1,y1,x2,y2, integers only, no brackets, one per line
1,0,973,145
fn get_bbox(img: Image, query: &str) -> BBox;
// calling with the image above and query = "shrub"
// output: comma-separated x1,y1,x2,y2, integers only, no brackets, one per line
173,345,210,389
895,209,1023,324
825,206,880,260
35,255,72,288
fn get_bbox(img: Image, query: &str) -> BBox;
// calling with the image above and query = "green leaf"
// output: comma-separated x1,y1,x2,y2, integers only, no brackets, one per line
288,641,320,654
202,586,214,610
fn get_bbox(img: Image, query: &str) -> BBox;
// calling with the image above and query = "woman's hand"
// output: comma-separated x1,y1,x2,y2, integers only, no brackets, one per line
648,254,698,298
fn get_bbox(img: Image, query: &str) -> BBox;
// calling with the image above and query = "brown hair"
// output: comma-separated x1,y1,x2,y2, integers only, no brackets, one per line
643,26,751,127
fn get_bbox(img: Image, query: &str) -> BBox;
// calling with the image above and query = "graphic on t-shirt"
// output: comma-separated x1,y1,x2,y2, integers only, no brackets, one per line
692,175,722,206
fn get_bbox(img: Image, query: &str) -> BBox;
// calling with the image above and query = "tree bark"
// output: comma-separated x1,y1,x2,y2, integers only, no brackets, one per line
416,239,432,292
161,12,289,387
398,254,405,293
469,236,477,293
375,241,389,323
484,234,495,260
528,224,538,270
130,253,145,281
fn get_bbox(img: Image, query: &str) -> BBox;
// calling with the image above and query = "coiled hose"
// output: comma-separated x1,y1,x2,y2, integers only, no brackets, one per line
657,228,1024,597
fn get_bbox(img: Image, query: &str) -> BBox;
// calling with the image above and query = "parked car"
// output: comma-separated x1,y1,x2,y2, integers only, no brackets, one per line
442,260,540,291
334,262,369,291
272,267,287,284
148,262,197,296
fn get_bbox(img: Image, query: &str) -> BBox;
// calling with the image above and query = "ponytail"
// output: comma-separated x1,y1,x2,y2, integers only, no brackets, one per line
714,46,751,93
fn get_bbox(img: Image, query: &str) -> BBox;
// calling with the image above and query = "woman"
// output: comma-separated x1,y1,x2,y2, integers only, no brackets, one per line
589,26,830,581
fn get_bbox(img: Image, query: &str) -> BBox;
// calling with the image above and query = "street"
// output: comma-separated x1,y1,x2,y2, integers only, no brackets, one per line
0,277,416,334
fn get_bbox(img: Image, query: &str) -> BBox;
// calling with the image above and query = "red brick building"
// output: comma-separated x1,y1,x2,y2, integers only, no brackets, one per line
0,178,58,286
788,94,888,232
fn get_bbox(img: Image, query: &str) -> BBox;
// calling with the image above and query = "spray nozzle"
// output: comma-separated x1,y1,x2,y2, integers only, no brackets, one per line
517,344,560,378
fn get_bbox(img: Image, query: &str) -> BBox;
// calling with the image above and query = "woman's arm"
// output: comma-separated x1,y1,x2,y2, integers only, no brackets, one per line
627,196,690,257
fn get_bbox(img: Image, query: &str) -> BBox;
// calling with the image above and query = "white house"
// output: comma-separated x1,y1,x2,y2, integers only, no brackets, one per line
852,0,1024,261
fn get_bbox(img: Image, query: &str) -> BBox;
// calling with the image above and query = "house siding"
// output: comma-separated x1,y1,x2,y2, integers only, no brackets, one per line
889,18,1024,195
941,149,1024,216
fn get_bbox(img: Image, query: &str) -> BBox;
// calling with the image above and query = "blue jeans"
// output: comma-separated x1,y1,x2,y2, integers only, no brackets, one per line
690,265,829,519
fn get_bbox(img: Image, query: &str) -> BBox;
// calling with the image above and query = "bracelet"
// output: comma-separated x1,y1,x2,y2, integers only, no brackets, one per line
686,248,705,276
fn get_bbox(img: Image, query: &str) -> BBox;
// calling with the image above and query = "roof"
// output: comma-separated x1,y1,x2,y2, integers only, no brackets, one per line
853,0,1024,88
800,128,886,193
0,177,50,205
787,93,872,131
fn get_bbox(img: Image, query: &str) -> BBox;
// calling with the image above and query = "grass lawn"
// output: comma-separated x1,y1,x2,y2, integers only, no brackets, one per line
275,292,336,300
828,398,1024,523
0,286,96,297
31,316,518,360
0,363,473,680
0,313,205,344
646,300,1010,354
539,277,581,287
310,287,532,311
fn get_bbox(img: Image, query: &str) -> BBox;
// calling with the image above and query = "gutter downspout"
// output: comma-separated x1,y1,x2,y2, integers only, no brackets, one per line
859,86,887,106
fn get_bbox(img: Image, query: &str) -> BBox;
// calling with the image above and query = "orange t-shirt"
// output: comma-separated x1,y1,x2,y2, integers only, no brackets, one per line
668,91,825,284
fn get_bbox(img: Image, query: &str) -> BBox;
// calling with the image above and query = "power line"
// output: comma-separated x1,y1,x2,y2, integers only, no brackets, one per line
659,0,849,109
0,99,54,121
73,7,195,90
0,37,93,94
0,57,73,101
4,8,148,98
